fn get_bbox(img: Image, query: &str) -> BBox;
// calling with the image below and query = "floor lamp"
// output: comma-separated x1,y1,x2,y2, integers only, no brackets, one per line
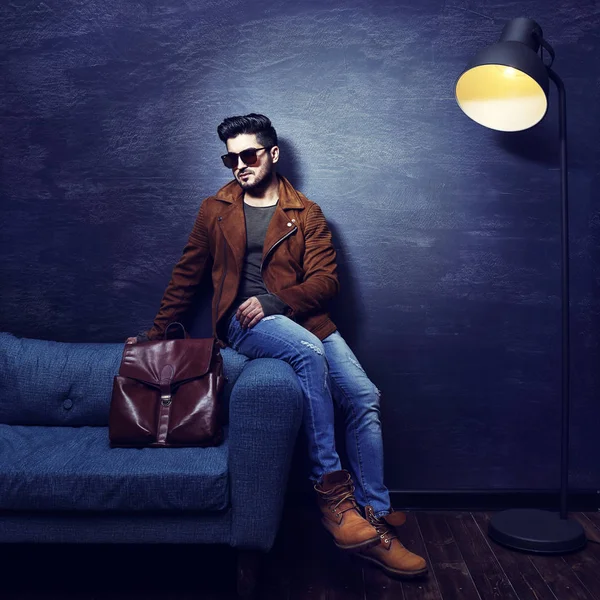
455,17,586,554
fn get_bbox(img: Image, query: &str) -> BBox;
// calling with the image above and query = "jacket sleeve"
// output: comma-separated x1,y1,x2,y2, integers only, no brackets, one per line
144,202,211,340
275,203,339,318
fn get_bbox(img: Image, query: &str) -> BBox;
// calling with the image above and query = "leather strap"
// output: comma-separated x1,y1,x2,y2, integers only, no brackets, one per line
157,364,175,444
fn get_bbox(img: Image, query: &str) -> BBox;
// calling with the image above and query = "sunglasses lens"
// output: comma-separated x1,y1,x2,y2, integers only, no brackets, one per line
222,154,235,168
239,149,259,166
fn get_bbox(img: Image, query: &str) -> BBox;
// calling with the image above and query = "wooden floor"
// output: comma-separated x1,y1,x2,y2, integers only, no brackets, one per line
2,509,600,599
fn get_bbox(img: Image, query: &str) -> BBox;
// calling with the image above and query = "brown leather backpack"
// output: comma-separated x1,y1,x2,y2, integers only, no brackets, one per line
109,323,224,448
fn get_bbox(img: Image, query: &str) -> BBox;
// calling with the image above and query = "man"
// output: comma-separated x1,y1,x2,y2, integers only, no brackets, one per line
128,114,427,578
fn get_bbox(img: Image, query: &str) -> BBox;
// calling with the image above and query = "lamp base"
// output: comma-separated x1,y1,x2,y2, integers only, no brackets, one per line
488,509,586,554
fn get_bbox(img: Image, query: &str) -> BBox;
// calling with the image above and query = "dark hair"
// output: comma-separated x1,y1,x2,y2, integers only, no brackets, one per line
217,113,278,148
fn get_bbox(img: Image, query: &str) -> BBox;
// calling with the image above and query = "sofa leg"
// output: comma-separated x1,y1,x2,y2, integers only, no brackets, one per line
236,549,263,599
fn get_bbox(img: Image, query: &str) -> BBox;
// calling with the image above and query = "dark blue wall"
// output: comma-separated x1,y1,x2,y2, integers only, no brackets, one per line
1,0,599,493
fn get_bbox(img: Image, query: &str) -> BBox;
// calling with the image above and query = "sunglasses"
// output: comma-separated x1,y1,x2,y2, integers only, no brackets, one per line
221,146,272,169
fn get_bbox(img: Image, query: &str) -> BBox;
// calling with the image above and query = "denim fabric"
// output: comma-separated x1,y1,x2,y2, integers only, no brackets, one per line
227,314,391,516
0,424,229,511
0,512,232,544
323,331,391,517
220,346,249,424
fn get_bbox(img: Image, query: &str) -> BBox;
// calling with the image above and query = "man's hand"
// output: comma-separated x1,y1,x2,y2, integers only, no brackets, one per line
125,337,138,345
236,296,265,329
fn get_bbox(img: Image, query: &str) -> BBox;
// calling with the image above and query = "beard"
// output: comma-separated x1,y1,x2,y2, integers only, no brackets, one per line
236,164,274,191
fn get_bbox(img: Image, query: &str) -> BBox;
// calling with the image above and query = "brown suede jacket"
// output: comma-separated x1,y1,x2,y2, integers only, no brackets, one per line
144,175,339,345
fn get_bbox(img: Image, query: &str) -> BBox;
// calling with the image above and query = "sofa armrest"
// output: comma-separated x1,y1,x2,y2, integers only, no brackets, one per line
228,358,303,551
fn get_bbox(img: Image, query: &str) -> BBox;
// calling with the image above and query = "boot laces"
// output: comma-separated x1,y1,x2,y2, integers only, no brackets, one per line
370,513,399,544
316,482,359,515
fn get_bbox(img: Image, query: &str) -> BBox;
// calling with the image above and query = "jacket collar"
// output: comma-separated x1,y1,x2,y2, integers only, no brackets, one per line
214,174,305,210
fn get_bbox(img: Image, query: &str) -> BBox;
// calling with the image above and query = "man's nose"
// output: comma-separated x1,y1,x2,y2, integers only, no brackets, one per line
236,155,248,169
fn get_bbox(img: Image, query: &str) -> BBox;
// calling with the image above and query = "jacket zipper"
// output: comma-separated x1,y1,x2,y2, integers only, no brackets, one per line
260,227,297,294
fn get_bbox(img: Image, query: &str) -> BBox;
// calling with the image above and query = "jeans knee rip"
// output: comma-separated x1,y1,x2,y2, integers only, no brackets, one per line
300,340,323,355
261,315,277,322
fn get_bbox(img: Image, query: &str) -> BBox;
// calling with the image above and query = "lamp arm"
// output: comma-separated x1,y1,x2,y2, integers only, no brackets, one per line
541,39,556,67
532,30,556,67
547,67,570,520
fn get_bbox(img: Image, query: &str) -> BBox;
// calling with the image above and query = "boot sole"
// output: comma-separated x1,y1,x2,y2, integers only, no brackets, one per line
333,535,381,552
321,518,381,552
355,552,429,578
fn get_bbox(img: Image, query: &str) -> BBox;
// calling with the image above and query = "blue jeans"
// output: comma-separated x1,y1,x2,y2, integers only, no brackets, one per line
227,313,391,517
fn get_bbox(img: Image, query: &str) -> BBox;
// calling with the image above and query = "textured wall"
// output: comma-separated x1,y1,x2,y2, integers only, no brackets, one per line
1,0,599,492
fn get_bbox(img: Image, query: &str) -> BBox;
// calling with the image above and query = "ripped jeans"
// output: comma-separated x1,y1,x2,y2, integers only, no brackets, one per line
227,313,391,517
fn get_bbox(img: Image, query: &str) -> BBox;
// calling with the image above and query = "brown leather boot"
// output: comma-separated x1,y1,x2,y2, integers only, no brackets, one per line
314,470,381,551
357,505,428,578
383,510,407,528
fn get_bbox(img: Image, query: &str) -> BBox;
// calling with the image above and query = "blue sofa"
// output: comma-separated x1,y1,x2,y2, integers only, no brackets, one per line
0,332,303,595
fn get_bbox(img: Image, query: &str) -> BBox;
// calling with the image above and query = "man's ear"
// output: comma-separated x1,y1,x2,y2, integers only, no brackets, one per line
271,145,280,164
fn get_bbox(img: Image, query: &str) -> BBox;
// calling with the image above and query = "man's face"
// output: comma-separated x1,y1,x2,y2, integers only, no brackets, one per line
226,133,279,190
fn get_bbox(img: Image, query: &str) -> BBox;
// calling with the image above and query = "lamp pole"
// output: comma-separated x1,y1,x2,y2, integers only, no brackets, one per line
456,18,586,553
549,67,569,521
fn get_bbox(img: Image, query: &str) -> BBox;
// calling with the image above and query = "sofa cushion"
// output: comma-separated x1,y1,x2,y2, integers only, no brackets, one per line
0,424,229,511
0,332,122,426
0,332,249,427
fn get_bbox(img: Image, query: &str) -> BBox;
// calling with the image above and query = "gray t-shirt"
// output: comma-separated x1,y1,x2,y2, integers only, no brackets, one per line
231,202,288,317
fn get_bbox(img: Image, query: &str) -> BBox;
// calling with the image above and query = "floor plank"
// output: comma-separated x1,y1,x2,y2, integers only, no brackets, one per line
580,513,600,542
400,512,443,600
363,562,406,600
363,511,440,600
472,512,559,600
529,553,596,600
417,512,481,600
261,542,292,600
444,512,518,600
285,507,365,600
562,514,600,599
584,512,600,532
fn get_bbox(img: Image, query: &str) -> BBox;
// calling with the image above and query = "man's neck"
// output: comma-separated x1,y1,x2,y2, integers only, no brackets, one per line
243,173,279,207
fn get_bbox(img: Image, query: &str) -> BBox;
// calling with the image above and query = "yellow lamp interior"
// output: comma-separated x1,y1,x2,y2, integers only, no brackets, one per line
456,64,547,131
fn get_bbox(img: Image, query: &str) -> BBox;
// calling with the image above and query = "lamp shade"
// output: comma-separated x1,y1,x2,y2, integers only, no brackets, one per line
456,18,550,132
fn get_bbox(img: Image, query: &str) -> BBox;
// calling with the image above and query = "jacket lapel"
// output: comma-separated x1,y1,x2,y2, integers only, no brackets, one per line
214,175,306,266
262,176,305,259
218,196,246,271
262,206,296,259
